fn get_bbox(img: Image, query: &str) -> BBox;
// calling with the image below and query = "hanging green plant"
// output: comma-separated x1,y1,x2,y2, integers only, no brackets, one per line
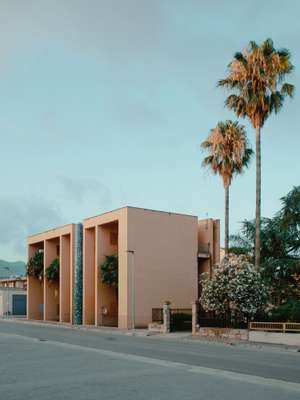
100,255,118,288
45,258,60,283
27,250,44,280
100,254,118,300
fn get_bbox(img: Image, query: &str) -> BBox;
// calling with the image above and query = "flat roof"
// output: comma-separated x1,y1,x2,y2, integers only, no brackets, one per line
28,206,198,239
27,223,75,239
0,277,26,281
84,206,198,221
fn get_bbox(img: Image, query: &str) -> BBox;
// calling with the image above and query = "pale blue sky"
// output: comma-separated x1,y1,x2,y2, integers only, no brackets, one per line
1,0,299,261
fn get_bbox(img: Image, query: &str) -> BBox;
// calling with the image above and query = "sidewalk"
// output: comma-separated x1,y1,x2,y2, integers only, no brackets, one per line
1,316,299,353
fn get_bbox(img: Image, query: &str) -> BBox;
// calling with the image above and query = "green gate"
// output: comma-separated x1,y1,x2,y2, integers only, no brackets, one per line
12,294,27,316
170,309,192,332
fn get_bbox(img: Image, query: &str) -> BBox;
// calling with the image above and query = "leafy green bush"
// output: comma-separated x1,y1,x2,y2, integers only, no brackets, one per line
100,255,118,300
270,299,300,322
27,250,44,280
45,258,59,283
100,255,118,287
200,255,267,321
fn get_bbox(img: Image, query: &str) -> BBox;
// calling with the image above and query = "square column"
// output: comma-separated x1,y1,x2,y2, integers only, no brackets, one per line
83,227,95,325
60,234,71,322
44,239,59,321
27,243,44,320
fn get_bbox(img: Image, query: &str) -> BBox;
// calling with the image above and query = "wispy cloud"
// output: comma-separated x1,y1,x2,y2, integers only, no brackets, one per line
57,175,111,206
0,196,63,260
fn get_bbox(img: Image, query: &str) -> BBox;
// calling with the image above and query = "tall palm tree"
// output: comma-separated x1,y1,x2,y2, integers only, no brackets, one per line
201,120,253,255
218,38,294,268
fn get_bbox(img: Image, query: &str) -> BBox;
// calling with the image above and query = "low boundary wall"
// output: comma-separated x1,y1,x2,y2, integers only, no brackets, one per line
195,327,248,341
249,331,300,346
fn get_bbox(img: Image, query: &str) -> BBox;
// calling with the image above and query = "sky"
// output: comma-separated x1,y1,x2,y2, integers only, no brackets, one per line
0,0,299,261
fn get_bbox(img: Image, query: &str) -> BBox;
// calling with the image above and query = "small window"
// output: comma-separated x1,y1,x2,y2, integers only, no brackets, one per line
110,232,118,246
56,245,60,256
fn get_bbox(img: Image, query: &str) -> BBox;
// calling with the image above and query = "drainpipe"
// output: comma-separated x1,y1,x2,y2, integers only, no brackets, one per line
126,250,135,330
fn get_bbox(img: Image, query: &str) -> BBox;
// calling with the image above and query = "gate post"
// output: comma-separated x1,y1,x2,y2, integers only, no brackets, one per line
163,301,171,334
192,300,199,335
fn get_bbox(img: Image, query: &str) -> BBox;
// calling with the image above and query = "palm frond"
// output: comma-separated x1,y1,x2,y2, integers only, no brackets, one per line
201,120,253,187
270,91,284,113
219,38,295,127
281,83,295,97
249,40,258,51
234,52,247,66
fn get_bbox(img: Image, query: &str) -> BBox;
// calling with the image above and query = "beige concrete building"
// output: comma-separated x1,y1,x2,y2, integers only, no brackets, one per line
27,224,81,323
27,206,219,329
0,277,27,290
0,287,27,316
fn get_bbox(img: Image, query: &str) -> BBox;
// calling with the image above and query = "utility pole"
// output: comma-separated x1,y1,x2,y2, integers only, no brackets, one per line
126,250,135,329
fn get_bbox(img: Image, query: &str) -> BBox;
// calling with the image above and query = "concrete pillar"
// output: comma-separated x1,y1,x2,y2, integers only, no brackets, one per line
83,227,96,325
163,302,171,334
192,300,199,335
96,224,118,327
27,244,44,320
60,234,71,323
44,239,59,321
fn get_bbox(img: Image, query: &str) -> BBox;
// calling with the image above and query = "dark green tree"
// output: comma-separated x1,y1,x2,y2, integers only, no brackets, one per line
100,255,118,298
230,186,300,321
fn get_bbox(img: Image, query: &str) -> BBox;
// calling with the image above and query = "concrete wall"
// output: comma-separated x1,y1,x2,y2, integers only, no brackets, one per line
196,327,249,341
127,207,198,328
0,288,27,316
249,331,300,346
198,219,220,276
44,237,59,321
83,227,96,325
60,234,71,322
83,208,129,329
96,222,118,327
28,207,220,330
27,224,76,323
84,207,198,329
0,278,26,289
27,242,44,320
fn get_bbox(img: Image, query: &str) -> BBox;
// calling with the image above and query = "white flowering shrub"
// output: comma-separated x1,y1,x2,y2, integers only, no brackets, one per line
200,255,268,321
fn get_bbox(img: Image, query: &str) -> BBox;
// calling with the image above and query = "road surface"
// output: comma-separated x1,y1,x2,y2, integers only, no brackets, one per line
0,320,299,399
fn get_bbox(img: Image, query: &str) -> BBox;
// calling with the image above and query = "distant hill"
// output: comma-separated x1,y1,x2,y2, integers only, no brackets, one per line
0,259,26,278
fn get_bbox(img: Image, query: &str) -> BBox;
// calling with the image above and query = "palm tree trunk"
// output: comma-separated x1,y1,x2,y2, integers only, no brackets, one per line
255,125,261,269
225,185,229,255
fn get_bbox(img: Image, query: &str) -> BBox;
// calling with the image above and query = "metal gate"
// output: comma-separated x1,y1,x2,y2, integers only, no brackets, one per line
12,294,27,316
170,309,192,332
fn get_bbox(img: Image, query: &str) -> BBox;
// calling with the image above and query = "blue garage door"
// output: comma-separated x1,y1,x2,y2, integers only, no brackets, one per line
12,294,27,315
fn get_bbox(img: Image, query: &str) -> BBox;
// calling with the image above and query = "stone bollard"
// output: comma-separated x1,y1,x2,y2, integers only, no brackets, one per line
192,300,199,335
163,301,171,334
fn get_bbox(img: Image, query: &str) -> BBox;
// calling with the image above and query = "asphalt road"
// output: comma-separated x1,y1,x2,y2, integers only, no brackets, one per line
0,320,300,400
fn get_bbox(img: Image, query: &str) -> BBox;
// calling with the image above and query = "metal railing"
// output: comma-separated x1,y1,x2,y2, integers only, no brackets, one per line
250,322,300,333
